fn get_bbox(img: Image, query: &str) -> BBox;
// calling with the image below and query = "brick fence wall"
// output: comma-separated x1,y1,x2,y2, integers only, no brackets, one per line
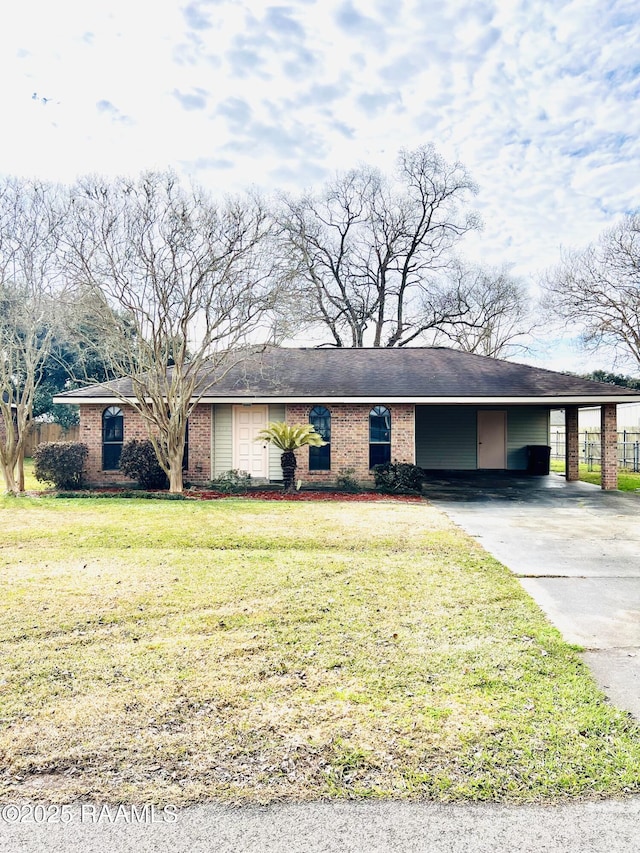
285,403,415,485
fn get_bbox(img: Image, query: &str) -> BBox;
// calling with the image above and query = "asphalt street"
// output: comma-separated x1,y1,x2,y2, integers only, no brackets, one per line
1,799,640,853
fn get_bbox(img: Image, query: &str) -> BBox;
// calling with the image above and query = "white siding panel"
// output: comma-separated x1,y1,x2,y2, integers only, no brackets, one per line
416,406,477,469
507,407,549,470
212,404,233,476
268,404,286,480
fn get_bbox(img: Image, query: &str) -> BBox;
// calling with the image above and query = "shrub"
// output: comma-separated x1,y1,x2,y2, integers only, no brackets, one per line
335,468,361,493
207,469,251,494
54,490,186,500
119,440,168,489
33,441,88,490
373,461,424,494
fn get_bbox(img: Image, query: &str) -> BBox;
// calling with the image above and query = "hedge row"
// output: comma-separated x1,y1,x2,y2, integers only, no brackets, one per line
33,439,168,491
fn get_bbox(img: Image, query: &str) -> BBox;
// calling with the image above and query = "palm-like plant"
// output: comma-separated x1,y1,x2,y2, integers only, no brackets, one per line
256,422,326,491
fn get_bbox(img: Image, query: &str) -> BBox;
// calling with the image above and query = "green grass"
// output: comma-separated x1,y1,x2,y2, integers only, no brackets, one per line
550,459,640,491
1,495,640,805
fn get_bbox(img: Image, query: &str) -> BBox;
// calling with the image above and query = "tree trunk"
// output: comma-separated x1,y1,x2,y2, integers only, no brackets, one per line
1,459,18,495
280,450,297,492
168,457,184,493
17,445,25,492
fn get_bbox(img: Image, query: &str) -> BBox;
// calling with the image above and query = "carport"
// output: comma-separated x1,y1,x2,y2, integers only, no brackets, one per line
398,349,640,490
416,400,624,489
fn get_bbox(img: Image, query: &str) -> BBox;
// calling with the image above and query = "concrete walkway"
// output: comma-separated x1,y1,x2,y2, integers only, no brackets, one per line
421,471,640,718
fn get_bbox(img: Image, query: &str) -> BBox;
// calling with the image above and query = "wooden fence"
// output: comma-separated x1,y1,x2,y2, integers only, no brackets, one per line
24,423,80,457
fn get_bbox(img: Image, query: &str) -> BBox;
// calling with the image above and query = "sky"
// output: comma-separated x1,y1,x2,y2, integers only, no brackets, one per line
2,0,639,373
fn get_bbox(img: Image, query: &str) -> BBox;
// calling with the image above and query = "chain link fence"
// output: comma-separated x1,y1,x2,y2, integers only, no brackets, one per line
550,430,640,472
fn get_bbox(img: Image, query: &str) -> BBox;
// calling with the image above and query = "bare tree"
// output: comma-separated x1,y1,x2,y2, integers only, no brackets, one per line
65,171,277,493
0,178,67,494
428,263,533,358
543,214,640,367
276,145,480,347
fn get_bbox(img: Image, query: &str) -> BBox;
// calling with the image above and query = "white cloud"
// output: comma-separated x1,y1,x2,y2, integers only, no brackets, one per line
2,0,640,372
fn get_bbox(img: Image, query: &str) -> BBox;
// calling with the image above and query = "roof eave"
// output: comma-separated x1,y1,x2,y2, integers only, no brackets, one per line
53,394,640,406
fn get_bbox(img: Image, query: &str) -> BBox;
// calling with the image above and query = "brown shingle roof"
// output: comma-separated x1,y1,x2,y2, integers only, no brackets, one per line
54,347,640,403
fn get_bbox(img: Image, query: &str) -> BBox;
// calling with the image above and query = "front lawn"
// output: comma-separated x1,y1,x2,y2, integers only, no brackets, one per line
3,457,40,492
550,459,640,491
1,495,639,804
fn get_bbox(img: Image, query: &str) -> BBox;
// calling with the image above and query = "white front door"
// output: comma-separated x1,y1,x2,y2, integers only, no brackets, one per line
233,405,269,479
477,410,507,469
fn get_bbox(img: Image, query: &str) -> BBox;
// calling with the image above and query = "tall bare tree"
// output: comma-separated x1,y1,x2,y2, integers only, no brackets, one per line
543,214,640,367
428,263,533,358
0,178,67,494
276,145,480,347
66,171,277,493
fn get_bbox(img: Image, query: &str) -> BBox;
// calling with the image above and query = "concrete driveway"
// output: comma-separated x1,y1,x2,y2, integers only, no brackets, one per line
421,471,640,718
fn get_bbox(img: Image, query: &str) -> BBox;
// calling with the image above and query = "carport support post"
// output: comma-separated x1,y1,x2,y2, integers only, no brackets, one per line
601,403,618,490
565,406,579,482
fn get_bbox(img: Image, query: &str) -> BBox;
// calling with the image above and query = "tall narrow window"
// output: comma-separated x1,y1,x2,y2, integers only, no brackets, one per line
102,406,123,470
182,419,189,471
369,405,391,468
309,405,331,470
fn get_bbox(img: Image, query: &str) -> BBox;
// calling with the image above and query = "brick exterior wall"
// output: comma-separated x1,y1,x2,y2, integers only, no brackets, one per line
285,403,415,486
79,403,211,487
601,403,618,490
185,404,212,484
565,405,579,482
78,399,622,492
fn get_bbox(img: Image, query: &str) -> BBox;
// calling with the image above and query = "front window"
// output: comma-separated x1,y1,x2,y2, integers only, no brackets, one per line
309,405,331,470
369,405,391,468
182,419,189,471
102,406,123,470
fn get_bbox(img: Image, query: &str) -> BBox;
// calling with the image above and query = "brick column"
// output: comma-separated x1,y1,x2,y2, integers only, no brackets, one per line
565,406,579,481
601,403,618,490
